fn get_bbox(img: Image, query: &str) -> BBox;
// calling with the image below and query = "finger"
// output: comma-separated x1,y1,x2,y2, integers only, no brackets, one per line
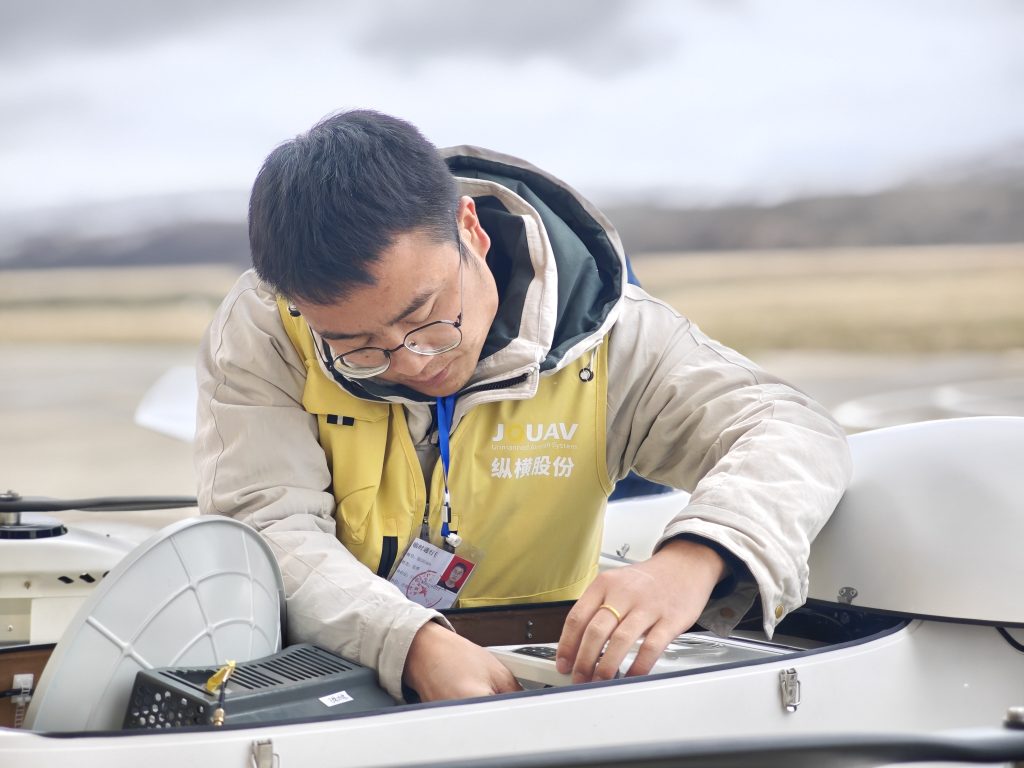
494,674,523,694
488,675,522,695
571,608,621,684
624,625,681,677
556,594,604,673
592,613,652,681
491,660,524,694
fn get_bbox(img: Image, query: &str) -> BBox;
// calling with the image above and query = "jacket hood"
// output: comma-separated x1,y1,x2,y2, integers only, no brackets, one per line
446,145,626,374
332,146,627,404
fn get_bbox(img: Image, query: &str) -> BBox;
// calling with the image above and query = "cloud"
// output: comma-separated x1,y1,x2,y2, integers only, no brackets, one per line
0,0,293,62
0,0,674,75
0,0,1022,213
0,89,95,144
352,0,674,75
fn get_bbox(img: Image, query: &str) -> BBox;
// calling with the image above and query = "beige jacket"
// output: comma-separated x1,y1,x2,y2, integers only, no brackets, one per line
195,150,851,701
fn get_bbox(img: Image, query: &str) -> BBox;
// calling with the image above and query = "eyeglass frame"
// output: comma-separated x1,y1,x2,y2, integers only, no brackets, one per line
309,234,466,380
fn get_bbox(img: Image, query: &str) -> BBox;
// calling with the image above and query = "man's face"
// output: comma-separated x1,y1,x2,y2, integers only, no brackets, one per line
449,564,466,582
295,201,497,397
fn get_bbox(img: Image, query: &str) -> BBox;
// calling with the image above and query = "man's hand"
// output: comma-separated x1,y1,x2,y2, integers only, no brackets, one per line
555,538,726,683
403,620,522,702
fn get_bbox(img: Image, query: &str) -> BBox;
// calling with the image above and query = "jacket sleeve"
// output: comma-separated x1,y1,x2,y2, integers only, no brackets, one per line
194,271,444,701
605,285,852,637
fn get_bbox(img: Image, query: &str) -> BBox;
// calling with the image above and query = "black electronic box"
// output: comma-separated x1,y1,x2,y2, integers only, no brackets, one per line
123,644,395,729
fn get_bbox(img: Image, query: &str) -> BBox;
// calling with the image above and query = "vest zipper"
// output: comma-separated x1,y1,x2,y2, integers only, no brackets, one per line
419,503,431,541
459,372,530,397
376,536,398,577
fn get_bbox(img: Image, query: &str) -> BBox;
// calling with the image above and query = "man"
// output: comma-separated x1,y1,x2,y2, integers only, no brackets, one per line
195,110,851,703
439,562,468,592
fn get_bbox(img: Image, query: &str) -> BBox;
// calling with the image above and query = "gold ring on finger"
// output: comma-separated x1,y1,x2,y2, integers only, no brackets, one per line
598,603,623,623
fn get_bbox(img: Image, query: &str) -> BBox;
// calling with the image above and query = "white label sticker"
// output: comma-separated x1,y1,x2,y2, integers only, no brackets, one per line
319,690,354,707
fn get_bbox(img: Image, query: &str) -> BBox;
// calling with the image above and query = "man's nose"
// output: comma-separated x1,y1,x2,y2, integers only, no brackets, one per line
387,347,433,377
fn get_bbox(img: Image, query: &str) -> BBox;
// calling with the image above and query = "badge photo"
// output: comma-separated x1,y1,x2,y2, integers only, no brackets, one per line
437,556,474,593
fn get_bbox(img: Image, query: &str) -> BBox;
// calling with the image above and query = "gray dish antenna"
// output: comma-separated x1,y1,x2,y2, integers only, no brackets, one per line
25,516,285,732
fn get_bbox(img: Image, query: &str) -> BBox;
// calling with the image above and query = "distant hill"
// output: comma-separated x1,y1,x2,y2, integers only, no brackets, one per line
1,173,1022,270
606,179,1024,254
5,221,250,270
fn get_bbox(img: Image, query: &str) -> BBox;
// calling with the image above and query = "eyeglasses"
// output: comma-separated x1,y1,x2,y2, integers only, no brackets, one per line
311,238,465,379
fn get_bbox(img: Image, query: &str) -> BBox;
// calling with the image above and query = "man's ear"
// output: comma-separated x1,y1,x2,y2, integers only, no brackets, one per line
456,195,491,260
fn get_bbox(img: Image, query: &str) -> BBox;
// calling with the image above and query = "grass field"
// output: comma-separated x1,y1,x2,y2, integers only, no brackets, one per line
631,243,1024,353
0,264,243,343
2,243,1022,352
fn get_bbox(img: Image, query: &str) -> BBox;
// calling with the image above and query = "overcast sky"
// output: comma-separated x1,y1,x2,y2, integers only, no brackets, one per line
2,0,1023,218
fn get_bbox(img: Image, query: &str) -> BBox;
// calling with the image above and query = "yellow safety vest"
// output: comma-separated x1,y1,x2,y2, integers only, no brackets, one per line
278,299,613,606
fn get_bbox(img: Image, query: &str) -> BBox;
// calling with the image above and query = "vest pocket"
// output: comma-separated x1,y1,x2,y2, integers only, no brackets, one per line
312,404,421,574
334,486,379,546
313,410,389,547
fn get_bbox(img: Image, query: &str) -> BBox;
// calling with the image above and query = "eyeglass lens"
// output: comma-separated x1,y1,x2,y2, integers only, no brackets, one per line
339,322,461,371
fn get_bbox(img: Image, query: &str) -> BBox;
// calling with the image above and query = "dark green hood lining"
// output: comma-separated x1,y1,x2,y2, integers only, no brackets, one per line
446,154,623,371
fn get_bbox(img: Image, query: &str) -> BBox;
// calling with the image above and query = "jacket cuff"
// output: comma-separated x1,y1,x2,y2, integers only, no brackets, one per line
663,532,751,600
698,581,760,636
373,608,453,702
655,531,759,636
657,509,802,639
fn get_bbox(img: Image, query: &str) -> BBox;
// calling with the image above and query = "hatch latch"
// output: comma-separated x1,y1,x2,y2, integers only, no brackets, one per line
780,668,801,712
251,739,278,768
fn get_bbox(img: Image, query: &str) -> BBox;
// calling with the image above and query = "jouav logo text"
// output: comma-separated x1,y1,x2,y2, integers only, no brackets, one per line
490,423,579,442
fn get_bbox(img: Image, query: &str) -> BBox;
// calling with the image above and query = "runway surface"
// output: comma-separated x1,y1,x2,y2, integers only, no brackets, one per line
3,342,1022,499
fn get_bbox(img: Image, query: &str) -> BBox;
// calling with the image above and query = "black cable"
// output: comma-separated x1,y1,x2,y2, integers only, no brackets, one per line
998,627,1024,653
210,673,232,726
218,678,228,712
0,687,34,699
0,496,197,513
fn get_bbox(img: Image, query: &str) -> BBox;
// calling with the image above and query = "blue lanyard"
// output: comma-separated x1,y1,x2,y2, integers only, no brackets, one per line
436,394,457,540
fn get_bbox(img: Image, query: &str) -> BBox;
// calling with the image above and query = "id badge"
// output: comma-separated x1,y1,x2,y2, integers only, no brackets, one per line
389,539,476,610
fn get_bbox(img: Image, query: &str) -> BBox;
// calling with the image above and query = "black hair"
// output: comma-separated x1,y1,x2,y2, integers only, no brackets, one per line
249,109,459,305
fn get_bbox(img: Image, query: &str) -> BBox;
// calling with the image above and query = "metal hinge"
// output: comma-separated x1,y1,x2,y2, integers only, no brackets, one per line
252,739,279,768
780,668,801,713
11,673,34,728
